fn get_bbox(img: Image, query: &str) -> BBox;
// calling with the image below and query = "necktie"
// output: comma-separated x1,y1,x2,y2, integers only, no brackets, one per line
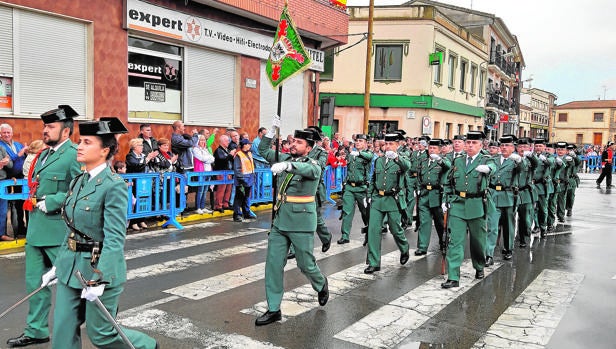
466,156,472,167
42,149,54,165
81,172,90,188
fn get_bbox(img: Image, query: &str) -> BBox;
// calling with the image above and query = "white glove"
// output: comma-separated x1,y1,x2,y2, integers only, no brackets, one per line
35,200,48,213
430,154,442,162
270,162,291,175
441,202,448,213
555,157,564,165
523,151,533,157
350,150,359,156
539,154,547,161
569,151,576,157
41,266,57,287
385,151,398,159
81,284,105,302
475,164,491,174
363,198,368,207
272,114,281,129
509,153,522,163
565,156,573,162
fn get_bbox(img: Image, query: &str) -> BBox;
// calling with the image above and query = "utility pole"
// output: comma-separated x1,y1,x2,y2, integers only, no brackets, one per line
362,0,374,134
602,85,608,100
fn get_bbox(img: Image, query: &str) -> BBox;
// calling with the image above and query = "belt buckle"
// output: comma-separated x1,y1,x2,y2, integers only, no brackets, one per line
68,239,76,252
426,185,432,190
378,190,385,196
350,182,356,187
459,191,466,198
496,185,502,191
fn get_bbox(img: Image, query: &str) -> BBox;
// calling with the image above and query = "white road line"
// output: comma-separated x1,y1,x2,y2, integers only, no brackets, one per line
164,240,365,300
241,250,429,318
125,228,267,260
334,260,503,349
127,240,269,280
125,222,219,241
118,308,283,349
472,269,584,348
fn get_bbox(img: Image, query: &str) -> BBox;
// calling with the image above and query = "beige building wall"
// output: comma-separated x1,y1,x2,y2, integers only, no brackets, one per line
552,107,614,145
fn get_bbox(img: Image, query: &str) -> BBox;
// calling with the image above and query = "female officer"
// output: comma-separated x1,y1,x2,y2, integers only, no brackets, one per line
44,118,157,348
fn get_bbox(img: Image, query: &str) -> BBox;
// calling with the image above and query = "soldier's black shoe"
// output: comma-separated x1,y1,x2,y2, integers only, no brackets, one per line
318,278,329,306
547,225,555,232
322,238,332,253
414,250,427,256
6,334,49,347
381,227,388,234
566,210,572,217
233,216,243,222
287,252,295,259
540,230,547,238
364,266,380,274
255,310,282,326
519,241,527,248
557,217,565,223
503,251,513,260
337,238,350,244
485,256,494,266
441,280,459,289
475,270,484,279
400,251,410,265
608,185,614,189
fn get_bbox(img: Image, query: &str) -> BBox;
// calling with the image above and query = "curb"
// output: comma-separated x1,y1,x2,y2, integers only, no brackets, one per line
0,238,26,253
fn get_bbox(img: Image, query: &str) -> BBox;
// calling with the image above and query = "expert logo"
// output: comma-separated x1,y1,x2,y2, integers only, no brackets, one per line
185,16,202,42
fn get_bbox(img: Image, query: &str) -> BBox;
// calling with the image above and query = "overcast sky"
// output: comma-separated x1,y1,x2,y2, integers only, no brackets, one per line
345,0,616,104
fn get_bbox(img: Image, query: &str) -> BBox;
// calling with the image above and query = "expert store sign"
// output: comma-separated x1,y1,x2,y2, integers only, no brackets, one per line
124,0,324,72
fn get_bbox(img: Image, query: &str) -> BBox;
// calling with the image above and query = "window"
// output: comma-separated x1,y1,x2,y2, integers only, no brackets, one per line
594,112,604,122
433,46,445,85
447,53,457,88
374,44,403,81
459,59,468,91
433,121,440,138
445,123,452,139
479,69,486,97
457,124,463,135
0,6,89,116
128,37,183,121
558,113,568,122
321,48,335,81
576,134,583,144
470,64,477,94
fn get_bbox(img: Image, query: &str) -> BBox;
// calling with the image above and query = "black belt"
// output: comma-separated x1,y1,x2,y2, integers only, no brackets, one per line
533,178,546,184
422,184,442,191
455,190,484,198
410,172,418,177
518,184,532,192
489,184,514,191
347,181,367,187
68,238,102,253
376,189,398,196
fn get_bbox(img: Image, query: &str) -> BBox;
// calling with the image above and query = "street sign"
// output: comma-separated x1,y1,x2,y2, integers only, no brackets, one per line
429,52,443,66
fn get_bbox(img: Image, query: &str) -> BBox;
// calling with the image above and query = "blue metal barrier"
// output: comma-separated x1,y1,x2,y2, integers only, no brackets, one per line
0,179,29,200
185,169,272,205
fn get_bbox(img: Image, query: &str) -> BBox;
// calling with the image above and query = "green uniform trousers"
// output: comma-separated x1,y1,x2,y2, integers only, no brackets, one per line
340,189,368,239
547,192,557,226
24,244,60,339
566,186,576,211
366,208,409,267
265,227,326,312
52,282,156,349
517,202,533,243
417,197,445,252
556,190,567,221
289,205,331,255
405,178,417,225
445,215,486,281
534,194,549,232
487,206,516,255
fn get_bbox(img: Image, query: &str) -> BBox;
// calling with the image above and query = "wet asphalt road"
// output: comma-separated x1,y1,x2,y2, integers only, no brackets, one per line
0,173,615,349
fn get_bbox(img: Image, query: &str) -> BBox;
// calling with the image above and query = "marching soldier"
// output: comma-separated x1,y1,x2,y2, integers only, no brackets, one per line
565,144,581,216
256,127,329,326
415,139,451,255
487,140,500,156
50,118,158,349
446,135,466,162
338,134,372,244
442,131,495,288
486,135,521,262
515,138,538,248
7,106,82,348
408,137,429,230
554,142,578,223
306,126,333,253
364,133,411,274
545,143,563,231
532,138,554,238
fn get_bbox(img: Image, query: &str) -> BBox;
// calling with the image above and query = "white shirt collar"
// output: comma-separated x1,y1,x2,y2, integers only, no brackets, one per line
50,138,70,152
86,163,108,181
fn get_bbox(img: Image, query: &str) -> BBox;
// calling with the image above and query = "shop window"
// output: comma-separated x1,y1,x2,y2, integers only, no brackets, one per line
374,45,403,81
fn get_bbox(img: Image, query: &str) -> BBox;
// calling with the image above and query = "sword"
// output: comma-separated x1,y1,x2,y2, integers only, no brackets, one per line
0,284,49,320
75,271,136,349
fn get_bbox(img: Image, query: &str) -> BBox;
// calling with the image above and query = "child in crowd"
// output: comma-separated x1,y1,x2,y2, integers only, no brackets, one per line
22,140,45,177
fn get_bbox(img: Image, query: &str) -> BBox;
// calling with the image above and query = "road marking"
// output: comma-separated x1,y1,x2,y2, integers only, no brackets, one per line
334,260,503,349
127,240,269,280
119,308,283,349
241,250,429,318
164,240,365,300
472,269,584,348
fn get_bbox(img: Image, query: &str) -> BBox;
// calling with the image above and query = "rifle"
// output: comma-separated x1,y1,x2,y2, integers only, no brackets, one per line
440,203,450,275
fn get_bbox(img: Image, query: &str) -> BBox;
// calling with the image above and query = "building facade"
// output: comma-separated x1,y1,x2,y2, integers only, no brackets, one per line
0,0,348,157
519,87,556,139
552,100,616,146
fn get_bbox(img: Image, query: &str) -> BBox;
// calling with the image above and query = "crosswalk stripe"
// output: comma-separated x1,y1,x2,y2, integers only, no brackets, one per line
163,240,365,300
118,308,283,349
125,222,219,241
333,260,503,349
240,250,429,318
472,269,584,348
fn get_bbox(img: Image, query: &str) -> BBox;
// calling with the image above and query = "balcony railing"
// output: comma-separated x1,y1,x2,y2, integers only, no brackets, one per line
489,54,515,77
486,92,511,112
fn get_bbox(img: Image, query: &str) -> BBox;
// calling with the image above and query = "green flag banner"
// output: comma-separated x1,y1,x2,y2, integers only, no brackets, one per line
266,6,312,88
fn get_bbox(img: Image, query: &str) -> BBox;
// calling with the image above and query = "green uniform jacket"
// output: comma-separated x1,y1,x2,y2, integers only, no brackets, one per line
55,167,129,288
446,154,496,220
533,152,555,196
369,155,410,212
307,145,328,203
259,136,321,232
27,141,82,246
446,151,466,163
518,155,538,204
554,156,571,193
417,157,451,208
488,156,519,208
344,150,372,192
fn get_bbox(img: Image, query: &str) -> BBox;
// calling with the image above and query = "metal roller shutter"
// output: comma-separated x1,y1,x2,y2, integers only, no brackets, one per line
0,6,12,76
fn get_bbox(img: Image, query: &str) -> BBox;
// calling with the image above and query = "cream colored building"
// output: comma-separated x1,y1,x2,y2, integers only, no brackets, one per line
552,100,616,145
319,1,523,140
519,87,557,139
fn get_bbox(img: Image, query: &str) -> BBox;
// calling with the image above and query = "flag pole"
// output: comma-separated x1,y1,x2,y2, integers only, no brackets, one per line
272,86,283,223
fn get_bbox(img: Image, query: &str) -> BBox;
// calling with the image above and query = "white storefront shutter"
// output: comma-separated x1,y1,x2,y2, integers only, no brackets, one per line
0,6,13,75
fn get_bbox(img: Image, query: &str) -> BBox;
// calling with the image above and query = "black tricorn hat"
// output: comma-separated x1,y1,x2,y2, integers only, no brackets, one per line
453,135,466,141
355,134,367,140
40,105,79,124
442,139,452,145
555,141,568,149
499,134,518,144
517,137,533,145
488,140,500,147
533,138,546,145
303,128,322,142
566,144,576,150
429,138,443,146
384,133,403,142
395,129,407,136
307,125,323,135
546,142,555,148
79,117,128,136
466,131,486,140
294,129,316,142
